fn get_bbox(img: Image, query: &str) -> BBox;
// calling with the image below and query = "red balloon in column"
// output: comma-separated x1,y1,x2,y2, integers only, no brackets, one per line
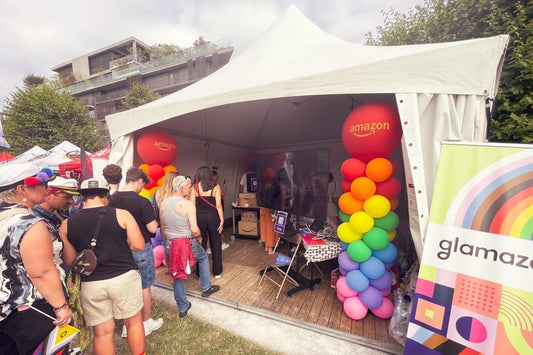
137,129,178,166
341,102,403,162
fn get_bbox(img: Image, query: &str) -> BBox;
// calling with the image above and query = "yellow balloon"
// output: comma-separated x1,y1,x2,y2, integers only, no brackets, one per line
363,195,390,218
139,188,151,201
336,222,363,243
387,230,397,241
349,211,374,234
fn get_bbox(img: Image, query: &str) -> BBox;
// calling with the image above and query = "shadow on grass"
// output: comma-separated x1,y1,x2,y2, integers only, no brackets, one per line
80,298,281,354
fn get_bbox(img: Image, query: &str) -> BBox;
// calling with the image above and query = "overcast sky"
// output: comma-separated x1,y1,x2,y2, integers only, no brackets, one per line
0,0,422,111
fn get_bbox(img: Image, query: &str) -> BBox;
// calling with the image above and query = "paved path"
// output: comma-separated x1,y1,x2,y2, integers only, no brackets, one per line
152,285,402,355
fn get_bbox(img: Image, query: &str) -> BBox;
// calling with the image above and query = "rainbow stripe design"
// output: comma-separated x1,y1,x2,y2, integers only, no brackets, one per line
446,149,533,240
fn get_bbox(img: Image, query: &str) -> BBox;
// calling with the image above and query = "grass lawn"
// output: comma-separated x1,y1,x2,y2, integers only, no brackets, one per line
80,298,280,354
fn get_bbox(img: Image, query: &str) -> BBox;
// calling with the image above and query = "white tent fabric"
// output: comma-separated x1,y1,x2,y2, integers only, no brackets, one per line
2,145,47,165
105,5,509,259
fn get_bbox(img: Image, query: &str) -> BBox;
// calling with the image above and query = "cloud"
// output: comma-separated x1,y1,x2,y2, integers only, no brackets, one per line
0,0,421,110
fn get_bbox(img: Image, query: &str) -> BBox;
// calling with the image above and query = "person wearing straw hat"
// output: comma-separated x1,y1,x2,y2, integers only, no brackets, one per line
0,163,73,354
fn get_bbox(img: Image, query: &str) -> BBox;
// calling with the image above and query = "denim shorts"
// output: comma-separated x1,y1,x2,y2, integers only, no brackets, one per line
132,242,155,289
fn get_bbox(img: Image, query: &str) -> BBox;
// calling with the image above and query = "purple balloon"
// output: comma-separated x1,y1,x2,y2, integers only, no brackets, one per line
151,228,163,247
369,271,392,290
359,286,384,309
339,265,348,276
338,251,360,272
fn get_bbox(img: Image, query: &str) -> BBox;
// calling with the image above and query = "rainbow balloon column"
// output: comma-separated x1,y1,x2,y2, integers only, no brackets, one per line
335,102,403,320
136,129,179,201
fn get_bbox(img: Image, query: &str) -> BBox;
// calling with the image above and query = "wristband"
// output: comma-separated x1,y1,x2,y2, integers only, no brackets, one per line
53,302,69,313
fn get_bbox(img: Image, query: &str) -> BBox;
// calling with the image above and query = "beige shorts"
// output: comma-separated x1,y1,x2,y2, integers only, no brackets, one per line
80,270,143,326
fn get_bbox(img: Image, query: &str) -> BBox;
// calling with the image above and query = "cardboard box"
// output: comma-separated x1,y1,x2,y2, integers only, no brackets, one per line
239,193,257,207
240,210,258,222
238,220,258,236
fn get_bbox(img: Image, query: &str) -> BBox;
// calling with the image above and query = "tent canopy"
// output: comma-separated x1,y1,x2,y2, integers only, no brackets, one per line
105,5,509,258
0,152,13,162
106,5,508,149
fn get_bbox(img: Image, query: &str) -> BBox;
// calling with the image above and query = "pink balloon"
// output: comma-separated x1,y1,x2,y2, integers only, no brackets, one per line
337,289,346,303
153,245,166,267
336,276,358,298
343,296,368,320
369,296,393,319
380,288,391,296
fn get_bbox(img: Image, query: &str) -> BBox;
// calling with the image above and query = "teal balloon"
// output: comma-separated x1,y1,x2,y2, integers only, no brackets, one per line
374,211,399,232
362,227,389,250
347,240,372,263
339,210,350,223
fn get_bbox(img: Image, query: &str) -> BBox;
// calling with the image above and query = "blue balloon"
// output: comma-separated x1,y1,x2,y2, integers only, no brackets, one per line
360,256,385,280
372,243,398,263
339,241,349,251
346,269,369,292
369,271,393,290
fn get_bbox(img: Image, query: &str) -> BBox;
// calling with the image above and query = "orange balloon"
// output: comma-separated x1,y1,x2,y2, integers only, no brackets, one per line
149,186,159,198
350,177,376,200
164,165,178,174
365,158,393,183
157,176,165,186
139,163,150,174
338,192,364,215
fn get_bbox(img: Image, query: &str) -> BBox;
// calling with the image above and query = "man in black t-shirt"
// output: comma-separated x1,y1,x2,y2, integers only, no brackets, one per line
109,167,162,337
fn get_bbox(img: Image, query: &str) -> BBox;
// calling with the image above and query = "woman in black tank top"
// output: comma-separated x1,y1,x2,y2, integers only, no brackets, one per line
190,166,224,277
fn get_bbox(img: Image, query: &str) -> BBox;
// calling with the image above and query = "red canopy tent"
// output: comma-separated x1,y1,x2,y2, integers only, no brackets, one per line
0,152,14,162
58,146,110,178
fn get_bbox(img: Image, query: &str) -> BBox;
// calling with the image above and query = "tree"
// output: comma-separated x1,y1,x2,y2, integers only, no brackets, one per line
120,83,159,111
3,84,104,155
22,74,45,89
366,0,533,143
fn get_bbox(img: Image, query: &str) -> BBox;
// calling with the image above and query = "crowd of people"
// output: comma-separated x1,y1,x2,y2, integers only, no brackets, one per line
0,162,226,355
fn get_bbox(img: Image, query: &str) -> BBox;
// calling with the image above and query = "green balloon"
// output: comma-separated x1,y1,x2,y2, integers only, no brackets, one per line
363,227,390,250
347,240,372,262
339,210,350,223
374,211,399,232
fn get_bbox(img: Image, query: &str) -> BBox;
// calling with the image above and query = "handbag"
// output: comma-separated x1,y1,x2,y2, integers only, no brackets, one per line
71,209,106,276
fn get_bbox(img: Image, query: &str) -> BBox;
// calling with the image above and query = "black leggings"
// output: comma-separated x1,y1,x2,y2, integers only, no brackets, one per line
197,211,223,276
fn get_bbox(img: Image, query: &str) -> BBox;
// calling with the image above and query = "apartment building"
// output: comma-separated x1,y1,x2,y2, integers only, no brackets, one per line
52,36,233,138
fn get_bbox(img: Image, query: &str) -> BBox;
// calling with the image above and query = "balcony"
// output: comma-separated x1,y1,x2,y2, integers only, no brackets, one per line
58,37,232,94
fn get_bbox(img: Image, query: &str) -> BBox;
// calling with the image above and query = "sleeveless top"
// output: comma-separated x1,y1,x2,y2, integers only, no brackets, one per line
0,203,65,322
67,206,137,282
160,196,191,240
195,184,217,215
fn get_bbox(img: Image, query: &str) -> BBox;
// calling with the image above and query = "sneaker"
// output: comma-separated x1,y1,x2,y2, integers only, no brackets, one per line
121,325,127,338
215,274,221,279
206,248,212,254
221,243,229,250
179,302,191,318
201,284,221,298
144,317,163,336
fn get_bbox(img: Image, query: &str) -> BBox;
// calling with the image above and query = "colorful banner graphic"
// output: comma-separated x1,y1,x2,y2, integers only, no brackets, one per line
405,142,533,354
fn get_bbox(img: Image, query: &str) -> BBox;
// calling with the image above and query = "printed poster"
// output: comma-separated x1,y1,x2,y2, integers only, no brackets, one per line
404,142,533,354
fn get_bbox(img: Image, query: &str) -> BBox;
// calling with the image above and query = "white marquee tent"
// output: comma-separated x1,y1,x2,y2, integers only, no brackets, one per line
106,5,509,258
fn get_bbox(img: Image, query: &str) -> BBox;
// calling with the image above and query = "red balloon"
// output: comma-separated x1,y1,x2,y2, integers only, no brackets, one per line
341,158,366,181
375,177,401,200
342,102,402,162
341,179,352,193
137,129,178,166
148,164,165,181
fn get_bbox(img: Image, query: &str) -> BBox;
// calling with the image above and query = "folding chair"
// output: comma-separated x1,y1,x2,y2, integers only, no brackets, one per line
259,232,302,299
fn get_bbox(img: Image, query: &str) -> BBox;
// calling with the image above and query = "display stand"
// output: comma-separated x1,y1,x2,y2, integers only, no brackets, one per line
231,206,260,239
